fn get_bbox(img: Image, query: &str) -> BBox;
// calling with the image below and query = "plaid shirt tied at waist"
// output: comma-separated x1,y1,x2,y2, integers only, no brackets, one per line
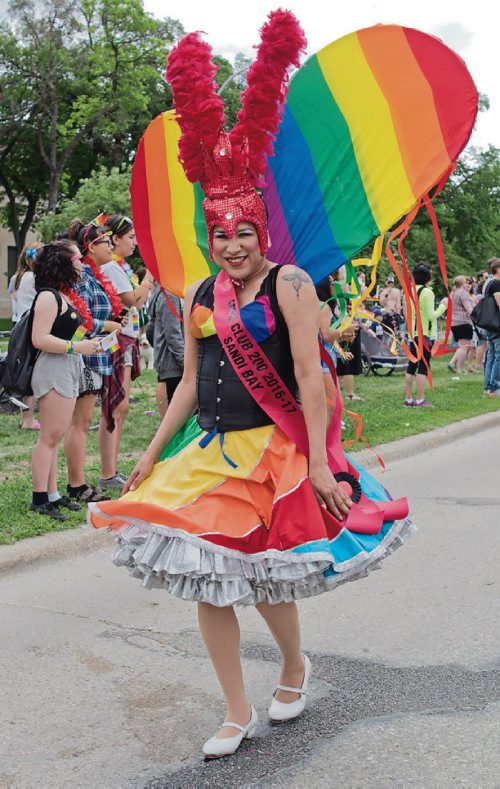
101,334,141,432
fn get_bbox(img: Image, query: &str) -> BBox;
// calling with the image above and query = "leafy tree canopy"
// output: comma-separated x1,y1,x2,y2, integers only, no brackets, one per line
35,165,132,243
0,0,251,252
0,0,182,249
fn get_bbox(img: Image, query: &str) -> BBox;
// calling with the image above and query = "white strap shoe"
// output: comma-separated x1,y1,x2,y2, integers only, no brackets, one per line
202,705,258,759
268,654,312,722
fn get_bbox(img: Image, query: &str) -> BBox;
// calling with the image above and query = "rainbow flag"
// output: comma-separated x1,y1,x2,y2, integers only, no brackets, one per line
131,25,477,296
131,114,216,297
98,330,120,353
130,307,140,333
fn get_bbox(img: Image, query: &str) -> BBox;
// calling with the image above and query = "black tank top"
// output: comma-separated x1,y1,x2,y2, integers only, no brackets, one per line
40,289,83,341
191,267,297,432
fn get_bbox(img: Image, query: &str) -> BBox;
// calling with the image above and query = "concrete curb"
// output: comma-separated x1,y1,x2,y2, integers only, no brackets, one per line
351,409,498,469
0,411,497,577
0,524,114,578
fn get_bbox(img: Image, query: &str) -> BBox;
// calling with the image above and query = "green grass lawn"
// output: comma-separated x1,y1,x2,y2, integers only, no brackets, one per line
0,370,160,544
342,356,499,446
0,360,497,544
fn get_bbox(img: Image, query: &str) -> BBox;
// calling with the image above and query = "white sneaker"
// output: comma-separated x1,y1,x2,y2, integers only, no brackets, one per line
268,655,312,722
202,706,258,759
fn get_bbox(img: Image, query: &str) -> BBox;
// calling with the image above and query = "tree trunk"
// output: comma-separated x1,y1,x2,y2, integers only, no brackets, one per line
0,167,22,253
0,175,38,255
47,170,61,213
19,196,38,251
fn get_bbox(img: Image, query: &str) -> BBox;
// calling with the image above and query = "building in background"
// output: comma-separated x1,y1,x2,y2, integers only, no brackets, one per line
0,226,39,321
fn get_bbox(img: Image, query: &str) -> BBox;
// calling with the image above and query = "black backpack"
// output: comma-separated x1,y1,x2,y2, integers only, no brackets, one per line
1,289,62,397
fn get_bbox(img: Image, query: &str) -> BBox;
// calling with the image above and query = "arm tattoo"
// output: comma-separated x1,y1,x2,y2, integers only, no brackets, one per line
282,267,310,299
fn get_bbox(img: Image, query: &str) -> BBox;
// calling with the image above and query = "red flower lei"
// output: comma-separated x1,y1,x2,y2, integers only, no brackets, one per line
83,255,123,319
60,287,93,333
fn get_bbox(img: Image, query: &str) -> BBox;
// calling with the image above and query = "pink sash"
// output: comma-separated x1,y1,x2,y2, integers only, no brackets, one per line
213,270,409,533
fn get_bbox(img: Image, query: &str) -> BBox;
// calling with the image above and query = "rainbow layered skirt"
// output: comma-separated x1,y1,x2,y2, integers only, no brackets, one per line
89,418,414,606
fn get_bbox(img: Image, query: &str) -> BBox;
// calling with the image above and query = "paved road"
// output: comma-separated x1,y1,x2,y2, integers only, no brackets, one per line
1,425,499,788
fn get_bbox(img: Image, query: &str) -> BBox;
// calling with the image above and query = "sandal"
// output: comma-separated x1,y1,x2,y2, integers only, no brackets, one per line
346,394,363,401
67,485,111,503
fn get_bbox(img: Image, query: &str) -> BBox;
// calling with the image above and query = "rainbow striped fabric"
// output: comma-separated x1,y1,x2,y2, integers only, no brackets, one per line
131,113,216,296
89,418,414,605
131,24,477,296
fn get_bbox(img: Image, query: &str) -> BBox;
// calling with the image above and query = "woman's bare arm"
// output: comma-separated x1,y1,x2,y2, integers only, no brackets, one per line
319,303,340,344
118,279,152,310
32,292,99,355
276,265,351,519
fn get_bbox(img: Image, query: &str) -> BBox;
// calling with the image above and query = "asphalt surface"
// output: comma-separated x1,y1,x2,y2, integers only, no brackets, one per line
0,416,499,788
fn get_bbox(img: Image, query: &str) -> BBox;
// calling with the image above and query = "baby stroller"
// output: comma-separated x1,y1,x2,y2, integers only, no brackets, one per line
360,325,408,376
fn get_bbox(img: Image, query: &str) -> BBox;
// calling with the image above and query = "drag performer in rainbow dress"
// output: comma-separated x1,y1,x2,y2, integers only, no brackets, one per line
89,11,414,758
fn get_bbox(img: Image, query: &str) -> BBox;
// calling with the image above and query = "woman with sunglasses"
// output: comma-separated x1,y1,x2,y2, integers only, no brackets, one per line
63,219,124,503
30,241,102,519
96,214,155,491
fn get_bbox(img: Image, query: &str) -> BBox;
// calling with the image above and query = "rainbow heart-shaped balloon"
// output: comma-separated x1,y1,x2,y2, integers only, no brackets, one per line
131,24,478,295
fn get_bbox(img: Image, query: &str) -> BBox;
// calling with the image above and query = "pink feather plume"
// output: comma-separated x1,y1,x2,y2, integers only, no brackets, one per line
230,10,306,183
166,33,226,183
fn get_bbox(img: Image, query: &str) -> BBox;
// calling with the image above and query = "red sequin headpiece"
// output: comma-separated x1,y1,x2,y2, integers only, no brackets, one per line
200,129,268,258
166,10,306,260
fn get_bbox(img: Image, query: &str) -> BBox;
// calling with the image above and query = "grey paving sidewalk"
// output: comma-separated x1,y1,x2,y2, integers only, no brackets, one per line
0,417,499,787
1,410,497,577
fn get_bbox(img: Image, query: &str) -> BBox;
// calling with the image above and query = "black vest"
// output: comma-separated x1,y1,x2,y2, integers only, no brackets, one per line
194,268,297,432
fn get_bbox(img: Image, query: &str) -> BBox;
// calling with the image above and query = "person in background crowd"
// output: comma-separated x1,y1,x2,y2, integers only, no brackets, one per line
483,257,500,397
8,272,18,325
357,270,368,294
148,284,184,420
64,219,124,503
447,275,474,374
13,243,43,429
404,262,447,408
475,270,489,295
315,277,339,358
316,276,342,424
105,215,150,330
464,277,480,372
378,274,402,323
336,321,362,401
15,244,42,317
472,276,488,371
331,268,363,401
97,214,155,490
30,241,101,519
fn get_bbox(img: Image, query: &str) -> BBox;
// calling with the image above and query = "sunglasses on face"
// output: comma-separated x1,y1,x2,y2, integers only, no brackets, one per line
71,254,83,261
82,223,111,248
